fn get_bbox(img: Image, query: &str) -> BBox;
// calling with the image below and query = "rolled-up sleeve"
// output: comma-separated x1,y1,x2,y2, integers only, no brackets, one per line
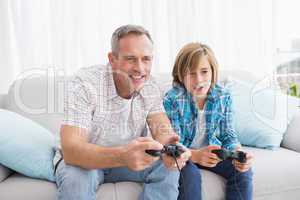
219,95,240,150
62,76,96,130
163,96,182,138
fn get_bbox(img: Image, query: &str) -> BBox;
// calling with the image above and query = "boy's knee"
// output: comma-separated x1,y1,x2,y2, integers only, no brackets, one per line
241,168,253,181
182,161,201,179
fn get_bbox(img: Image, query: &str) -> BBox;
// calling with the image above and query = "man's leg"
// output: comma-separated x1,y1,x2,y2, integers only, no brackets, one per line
177,161,202,200
140,160,180,200
104,160,180,200
198,160,253,200
55,160,104,200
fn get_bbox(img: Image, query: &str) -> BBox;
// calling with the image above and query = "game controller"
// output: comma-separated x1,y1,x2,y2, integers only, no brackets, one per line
145,144,185,158
211,149,247,163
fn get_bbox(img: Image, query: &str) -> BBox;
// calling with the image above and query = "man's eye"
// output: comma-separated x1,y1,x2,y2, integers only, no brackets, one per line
143,57,151,62
202,71,208,74
125,57,137,62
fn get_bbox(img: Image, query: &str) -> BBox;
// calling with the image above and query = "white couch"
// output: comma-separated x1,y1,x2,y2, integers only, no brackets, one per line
0,69,300,200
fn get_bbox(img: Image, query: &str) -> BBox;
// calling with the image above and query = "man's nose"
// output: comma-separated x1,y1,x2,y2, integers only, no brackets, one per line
132,59,144,73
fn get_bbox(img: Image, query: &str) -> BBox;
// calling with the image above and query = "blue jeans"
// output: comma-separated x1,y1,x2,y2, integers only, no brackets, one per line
178,160,253,200
55,159,180,200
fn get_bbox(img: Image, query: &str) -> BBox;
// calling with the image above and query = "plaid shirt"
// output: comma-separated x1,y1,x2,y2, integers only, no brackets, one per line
163,83,240,150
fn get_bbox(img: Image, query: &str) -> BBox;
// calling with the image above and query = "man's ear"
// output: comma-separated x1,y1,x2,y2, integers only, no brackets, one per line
108,52,116,67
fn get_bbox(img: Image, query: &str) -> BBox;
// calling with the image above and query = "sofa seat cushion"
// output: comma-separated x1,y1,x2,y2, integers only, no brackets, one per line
246,147,300,199
0,164,12,183
200,147,300,200
0,173,57,200
0,173,142,200
1,147,300,200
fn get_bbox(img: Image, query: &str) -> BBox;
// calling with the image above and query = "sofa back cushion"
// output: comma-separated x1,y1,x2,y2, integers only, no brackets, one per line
5,75,65,135
5,69,299,149
282,112,300,152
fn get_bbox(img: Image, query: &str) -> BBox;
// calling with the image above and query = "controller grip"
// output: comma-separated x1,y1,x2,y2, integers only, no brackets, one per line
236,151,247,163
164,144,185,157
145,149,161,157
211,149,226,160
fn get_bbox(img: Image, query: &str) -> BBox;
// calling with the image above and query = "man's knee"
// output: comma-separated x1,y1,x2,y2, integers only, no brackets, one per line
56,160,103,199
145,160,180,184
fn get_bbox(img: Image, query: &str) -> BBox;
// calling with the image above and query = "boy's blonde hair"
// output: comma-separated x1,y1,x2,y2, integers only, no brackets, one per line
172,42,219,88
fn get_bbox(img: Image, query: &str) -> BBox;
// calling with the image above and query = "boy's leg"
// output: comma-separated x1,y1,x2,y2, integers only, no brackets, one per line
177,161,202,200
104,160,180,200
198,160,253,200
55,160,104,200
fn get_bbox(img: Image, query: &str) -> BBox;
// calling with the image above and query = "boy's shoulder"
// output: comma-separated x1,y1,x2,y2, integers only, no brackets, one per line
164,84,187,101
210,84,232,99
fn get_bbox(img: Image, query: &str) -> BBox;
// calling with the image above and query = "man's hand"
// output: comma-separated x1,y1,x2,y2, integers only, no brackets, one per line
161,135,191,170
121,137,163,171
232,147,254,172
191,145,222,167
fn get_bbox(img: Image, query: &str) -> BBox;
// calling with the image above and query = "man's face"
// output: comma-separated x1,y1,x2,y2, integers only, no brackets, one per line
109,34,153,97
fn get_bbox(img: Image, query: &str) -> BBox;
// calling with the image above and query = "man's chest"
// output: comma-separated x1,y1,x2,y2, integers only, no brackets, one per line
89,97,149,145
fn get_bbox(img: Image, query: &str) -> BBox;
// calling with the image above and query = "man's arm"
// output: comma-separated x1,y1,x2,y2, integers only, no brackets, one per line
147,112,191,169
60,125,162,170
146,112,178,145
60,125,125,169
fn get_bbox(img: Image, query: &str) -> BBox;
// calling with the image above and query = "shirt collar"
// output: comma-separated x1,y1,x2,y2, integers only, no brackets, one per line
106,64,119,100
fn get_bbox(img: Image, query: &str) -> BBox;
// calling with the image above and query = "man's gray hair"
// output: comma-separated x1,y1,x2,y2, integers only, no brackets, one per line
111,24,153,55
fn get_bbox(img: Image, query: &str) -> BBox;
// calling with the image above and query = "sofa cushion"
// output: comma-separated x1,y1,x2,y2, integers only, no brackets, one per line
5,76,64,135
0,173,142,200
201,170,225,199
0,173,57,200
201,147,300,199
0,164,12,182
0,109,55,182
225,78,290,149
1,147,299,200
282,112,300,153
0,94,6,109
245,147,300,198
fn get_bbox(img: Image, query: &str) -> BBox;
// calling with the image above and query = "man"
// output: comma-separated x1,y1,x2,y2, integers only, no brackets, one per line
53,24,191,200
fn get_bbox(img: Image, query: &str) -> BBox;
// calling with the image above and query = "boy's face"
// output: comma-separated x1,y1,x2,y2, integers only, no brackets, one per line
183,56,212,99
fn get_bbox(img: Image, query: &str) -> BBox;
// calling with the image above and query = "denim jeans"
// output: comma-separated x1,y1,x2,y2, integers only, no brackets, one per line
178,160,253,200
55,159,180,200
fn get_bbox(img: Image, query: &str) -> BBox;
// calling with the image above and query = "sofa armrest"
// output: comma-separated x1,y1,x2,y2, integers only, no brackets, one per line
0,164,12,183
282,112,300,153
0,94,6,109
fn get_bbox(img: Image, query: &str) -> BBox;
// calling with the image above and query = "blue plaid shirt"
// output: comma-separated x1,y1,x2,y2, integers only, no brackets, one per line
163,83,240,150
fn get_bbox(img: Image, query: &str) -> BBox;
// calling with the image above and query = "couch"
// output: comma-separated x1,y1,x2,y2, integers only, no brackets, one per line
0,69,300,200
